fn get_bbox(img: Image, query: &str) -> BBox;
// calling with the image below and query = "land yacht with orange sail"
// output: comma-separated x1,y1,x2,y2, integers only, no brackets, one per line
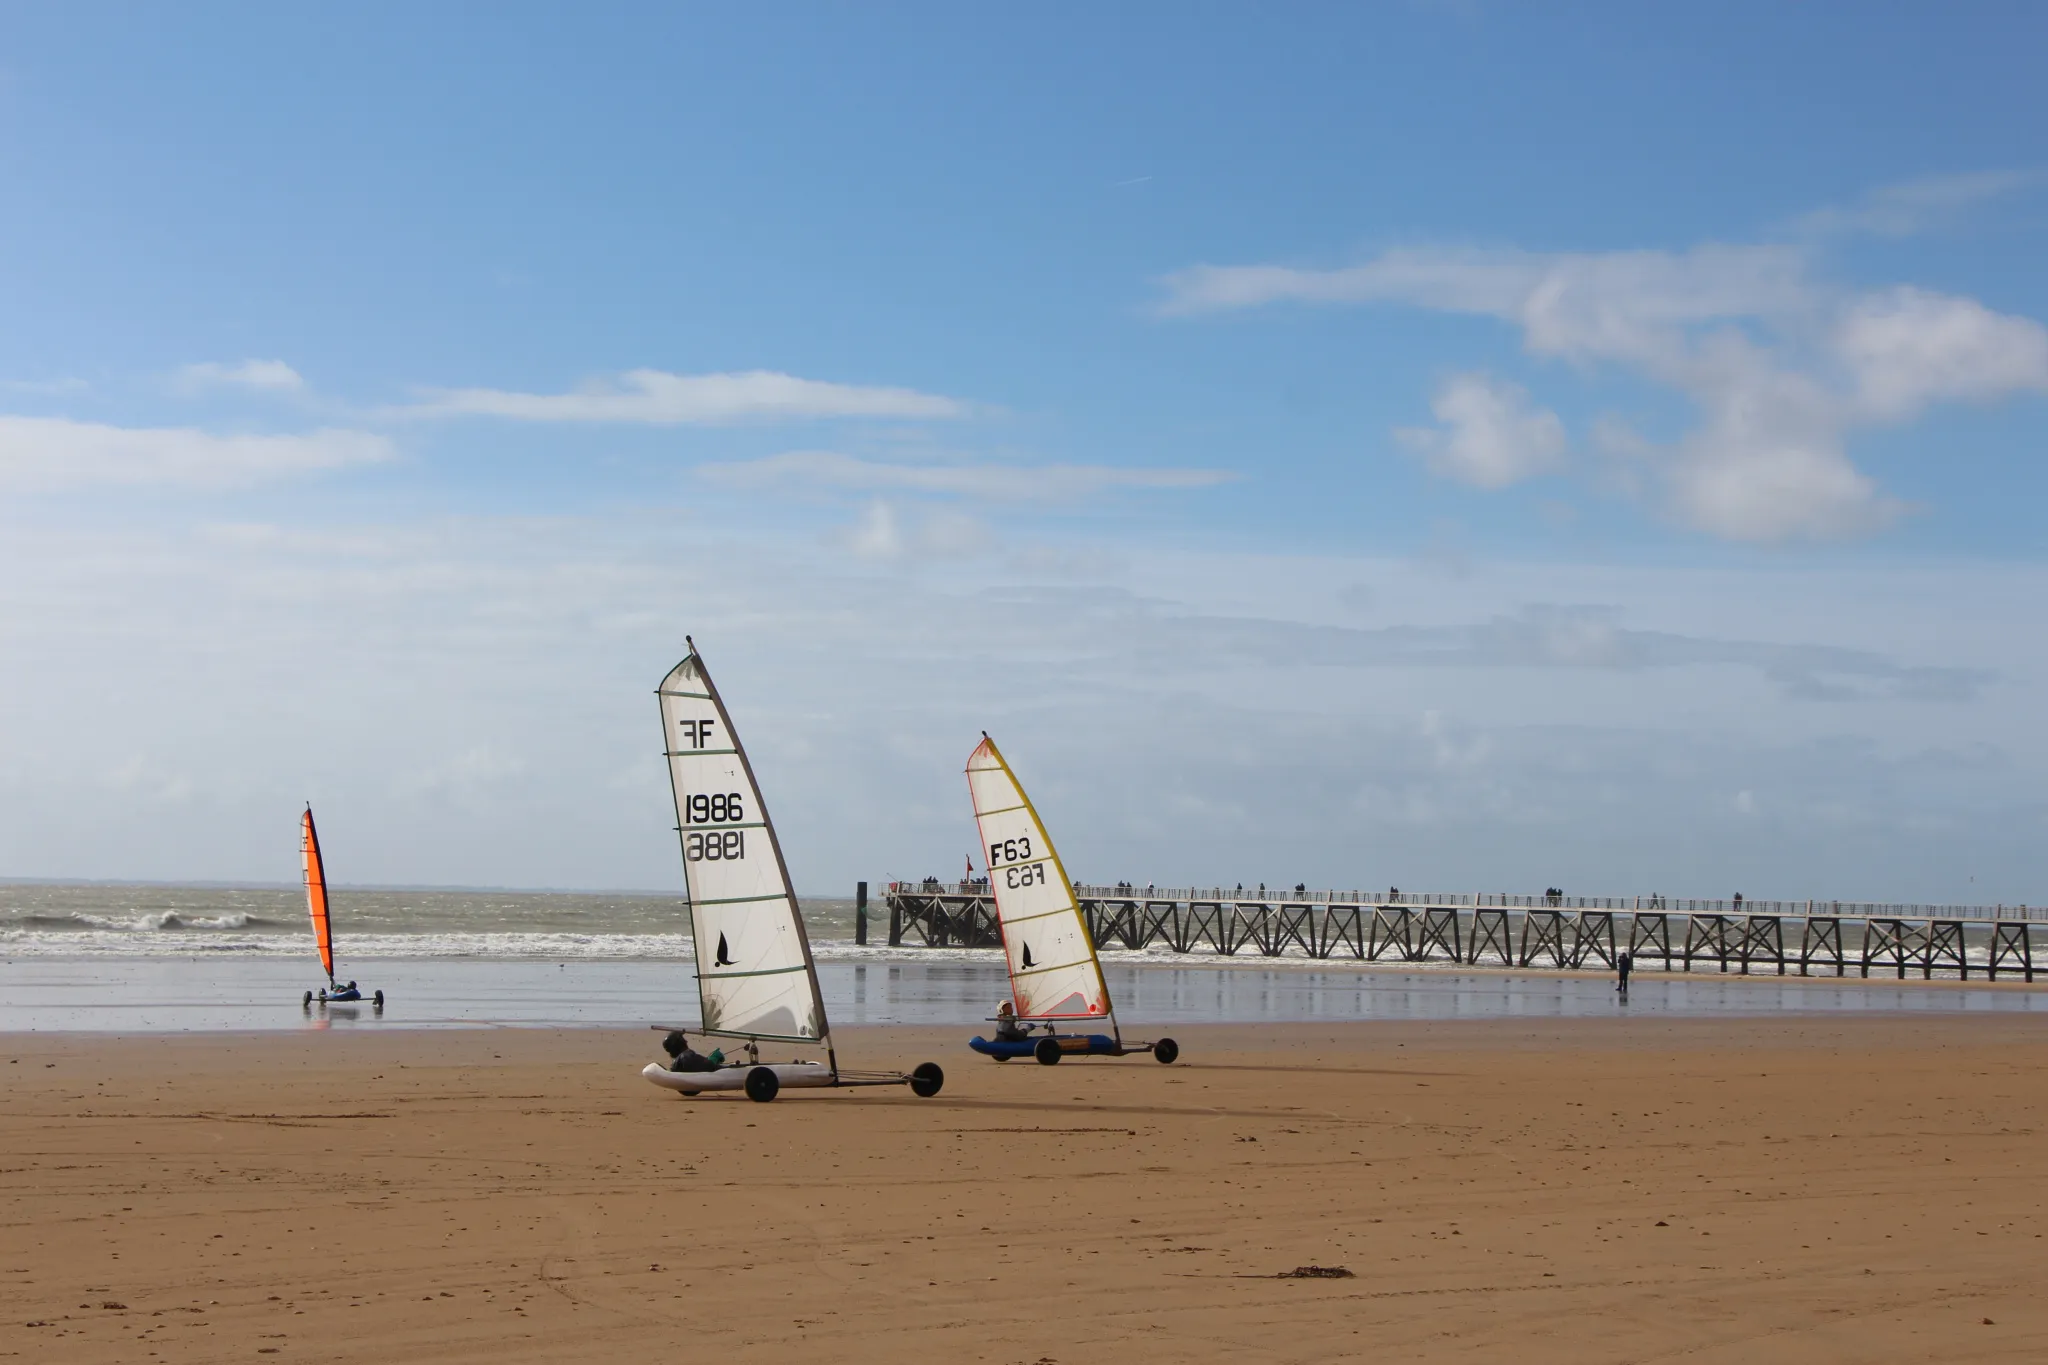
300,806,383,1012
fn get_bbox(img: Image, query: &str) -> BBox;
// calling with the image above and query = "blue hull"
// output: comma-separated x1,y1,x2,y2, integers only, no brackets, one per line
970,1033,1119,1058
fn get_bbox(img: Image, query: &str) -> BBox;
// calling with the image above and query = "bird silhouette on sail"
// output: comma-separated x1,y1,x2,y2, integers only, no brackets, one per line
715,933,734,967
1021,943,1034,969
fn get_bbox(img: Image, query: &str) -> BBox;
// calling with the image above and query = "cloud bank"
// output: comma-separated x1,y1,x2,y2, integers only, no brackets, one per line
402,368,967,424
0,416,392,490
1162,238,2048,541
174,359,307,393
699,450,1235,502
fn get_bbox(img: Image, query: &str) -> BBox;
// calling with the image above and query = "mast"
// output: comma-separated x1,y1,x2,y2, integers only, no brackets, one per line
657,638,831,1055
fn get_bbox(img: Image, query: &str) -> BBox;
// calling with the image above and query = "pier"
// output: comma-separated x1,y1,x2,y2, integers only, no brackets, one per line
877,883,2045,981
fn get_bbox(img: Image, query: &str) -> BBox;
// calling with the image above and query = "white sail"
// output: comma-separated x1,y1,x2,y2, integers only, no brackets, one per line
966,734,1112,1023
658,643,828,1044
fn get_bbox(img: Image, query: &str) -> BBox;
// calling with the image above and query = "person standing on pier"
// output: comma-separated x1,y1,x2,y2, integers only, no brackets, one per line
1617,950,1633,999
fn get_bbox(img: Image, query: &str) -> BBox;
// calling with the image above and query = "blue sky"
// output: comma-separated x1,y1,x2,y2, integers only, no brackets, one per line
2,5,2044,900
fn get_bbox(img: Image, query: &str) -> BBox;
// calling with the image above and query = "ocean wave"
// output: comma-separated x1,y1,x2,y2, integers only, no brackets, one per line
0,929,704,960
4,910,283,933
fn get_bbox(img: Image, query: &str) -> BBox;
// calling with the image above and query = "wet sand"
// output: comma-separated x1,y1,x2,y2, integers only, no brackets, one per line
4,1017,2046,1363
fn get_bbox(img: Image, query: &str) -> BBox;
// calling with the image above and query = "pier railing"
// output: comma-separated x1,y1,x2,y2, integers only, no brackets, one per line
878,882,2044,981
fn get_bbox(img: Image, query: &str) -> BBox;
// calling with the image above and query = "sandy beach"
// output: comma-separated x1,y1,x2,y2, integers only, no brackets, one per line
5,1016,2047,1364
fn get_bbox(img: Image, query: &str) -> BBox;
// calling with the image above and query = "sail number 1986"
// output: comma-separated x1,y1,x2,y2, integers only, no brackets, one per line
685,790,747,862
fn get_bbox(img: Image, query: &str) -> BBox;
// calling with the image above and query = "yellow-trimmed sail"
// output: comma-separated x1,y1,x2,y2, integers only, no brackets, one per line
965,735,1111,1022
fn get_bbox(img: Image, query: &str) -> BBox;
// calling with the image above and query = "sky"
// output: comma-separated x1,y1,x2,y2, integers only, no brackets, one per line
1,4,2045,902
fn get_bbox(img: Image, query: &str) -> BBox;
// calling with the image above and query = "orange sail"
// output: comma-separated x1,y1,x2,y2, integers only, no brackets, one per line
302,806,334,982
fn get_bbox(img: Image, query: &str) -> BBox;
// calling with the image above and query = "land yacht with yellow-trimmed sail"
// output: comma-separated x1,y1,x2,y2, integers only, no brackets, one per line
965,733,1178,1065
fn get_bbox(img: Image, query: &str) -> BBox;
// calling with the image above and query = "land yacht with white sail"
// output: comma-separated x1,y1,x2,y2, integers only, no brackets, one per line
641,639,943,1102
965,733,1178,1065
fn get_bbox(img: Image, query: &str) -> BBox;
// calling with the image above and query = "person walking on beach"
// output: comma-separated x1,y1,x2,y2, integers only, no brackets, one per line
1617,950,1633,999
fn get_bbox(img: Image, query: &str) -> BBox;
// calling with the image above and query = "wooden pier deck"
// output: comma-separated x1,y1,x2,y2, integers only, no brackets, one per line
874,882,2046,981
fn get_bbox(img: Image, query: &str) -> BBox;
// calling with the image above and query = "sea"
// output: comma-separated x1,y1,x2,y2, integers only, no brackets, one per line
4,882,2046,1032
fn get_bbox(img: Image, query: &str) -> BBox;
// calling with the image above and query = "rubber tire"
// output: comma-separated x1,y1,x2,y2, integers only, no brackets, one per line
744,1066,781,1103
1153,1038,1180,1065
1034,1037,1063,1066
302,991,312,1009
373,990,384,1010
909,1062,945,1098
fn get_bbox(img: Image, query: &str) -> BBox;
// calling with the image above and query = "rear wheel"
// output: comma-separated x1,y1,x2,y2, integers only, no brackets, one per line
909,1062,945,1098
373,990,385,1010
1034,1037,1063,1066
1153,1038,1180,1065
302,991,312,1008
744,1066,781,1103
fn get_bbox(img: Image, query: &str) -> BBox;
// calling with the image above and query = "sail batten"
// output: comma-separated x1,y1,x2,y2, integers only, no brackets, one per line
301,807,333,983
966,735,1113,1024
658,645,830,1046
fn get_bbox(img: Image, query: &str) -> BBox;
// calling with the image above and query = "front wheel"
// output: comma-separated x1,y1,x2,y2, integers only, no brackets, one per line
373,990,385,1010
1034,1037,1063,1066
909,1062,945,1098
744,1066,781,1103
302,991,312,1009
1153,1038,1180,1065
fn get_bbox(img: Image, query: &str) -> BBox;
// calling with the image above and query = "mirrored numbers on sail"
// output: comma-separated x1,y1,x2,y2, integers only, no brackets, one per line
672,715,748,863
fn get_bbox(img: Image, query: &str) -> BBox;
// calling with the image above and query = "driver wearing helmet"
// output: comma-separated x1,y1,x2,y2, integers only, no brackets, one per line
993,1001,1030,1043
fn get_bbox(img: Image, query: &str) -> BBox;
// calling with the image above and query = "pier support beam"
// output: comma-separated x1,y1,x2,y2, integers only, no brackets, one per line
1989,922,2036,982
1418,907,1462,964
1322,905,1366,959
1684,914,1737,973
1569,911,1616,969
1519,909,1568,969
1736,915,1785,976
1469,908,1512,966
1628,913,1672,971
1368,906,1414,961
1799,917,1844,977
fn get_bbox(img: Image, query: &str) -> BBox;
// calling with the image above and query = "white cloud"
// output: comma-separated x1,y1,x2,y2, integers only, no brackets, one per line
174,359,306,392
1396,373,1566,488
401,368,967,424
1836,286,2048,419
0,416,393,490
1790,170,2041,239
1159,245,1809,336
1163,240,2048,541
700,449,1235,502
